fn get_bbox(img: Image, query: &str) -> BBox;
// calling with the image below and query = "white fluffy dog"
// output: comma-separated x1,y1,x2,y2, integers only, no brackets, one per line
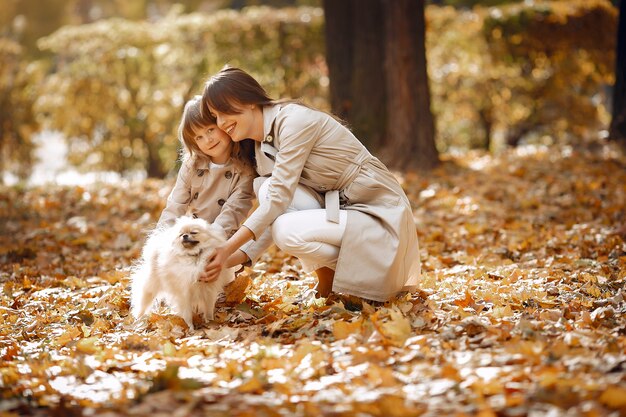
130,216,235,330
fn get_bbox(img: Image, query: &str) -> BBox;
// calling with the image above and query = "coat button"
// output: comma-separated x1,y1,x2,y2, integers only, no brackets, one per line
320,185,327,190
225,171,233,179
264,135,273,143
193,192,199,200
218,198,226,206
197,170,204,177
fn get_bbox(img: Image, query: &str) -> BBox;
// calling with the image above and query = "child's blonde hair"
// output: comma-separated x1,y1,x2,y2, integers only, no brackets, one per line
178,95,254,174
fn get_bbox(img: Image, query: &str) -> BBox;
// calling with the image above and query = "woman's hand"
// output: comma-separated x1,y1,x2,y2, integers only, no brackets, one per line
198,226,255,282
200,246,230,282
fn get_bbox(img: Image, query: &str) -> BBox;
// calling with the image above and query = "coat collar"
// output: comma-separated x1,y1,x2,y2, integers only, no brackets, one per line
262,103,283,141
190,154,231,171
190,155,209,171
254,104,283,177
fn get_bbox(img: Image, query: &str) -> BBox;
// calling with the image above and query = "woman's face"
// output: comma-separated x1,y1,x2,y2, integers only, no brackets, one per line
208,102,262,142
194,123,232,164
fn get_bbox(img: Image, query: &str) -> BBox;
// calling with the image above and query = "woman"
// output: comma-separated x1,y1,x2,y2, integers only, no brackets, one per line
201,66,420,302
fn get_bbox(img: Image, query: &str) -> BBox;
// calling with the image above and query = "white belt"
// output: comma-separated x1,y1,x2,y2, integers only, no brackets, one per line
324,148,372,224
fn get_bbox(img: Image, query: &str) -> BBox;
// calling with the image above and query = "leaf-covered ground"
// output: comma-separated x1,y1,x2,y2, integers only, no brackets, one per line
1,140,625,417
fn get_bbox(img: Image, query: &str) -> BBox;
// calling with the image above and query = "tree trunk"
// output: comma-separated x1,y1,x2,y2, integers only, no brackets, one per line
323,0,439,170
610,0,626,148
322,0,354,121
350,0,387,151
382,0,438,170
323,0,386,151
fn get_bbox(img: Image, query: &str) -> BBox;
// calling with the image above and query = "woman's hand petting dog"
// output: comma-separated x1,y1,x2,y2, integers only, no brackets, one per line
200,246,228,283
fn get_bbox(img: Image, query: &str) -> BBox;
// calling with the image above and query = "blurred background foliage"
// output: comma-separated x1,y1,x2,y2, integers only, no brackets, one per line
0,0,618,181
35,7,325,177
429,0,617,151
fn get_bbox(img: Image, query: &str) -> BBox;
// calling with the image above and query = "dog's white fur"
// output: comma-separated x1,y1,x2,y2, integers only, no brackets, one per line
130,216,234,330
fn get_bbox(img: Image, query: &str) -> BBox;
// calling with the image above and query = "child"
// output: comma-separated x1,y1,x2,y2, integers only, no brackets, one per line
158,95,255,241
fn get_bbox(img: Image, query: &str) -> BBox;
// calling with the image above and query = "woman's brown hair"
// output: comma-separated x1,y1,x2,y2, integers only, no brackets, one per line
179,95,254,175
202,65,344,124
202,67,275,116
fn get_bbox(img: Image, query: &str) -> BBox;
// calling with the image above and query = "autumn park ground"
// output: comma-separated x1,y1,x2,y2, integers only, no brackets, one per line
1,138,625,417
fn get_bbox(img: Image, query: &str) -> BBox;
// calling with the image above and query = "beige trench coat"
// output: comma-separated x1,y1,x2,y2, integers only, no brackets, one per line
243,103,420,301
158,156,254,238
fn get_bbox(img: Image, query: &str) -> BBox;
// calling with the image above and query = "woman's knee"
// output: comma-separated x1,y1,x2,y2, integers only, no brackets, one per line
271,215,302,252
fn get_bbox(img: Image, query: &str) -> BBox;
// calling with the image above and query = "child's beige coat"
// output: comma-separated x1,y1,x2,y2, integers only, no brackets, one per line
158,157,254,238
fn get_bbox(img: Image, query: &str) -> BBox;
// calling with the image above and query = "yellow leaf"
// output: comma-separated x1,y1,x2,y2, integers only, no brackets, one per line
454,290,476,308
224,272,251,304
75,337,100,354
584,283,602,298
70,236,92,246
464,222,487,235
372,307,412,347
163,341,177,357
599,386,626,408
55,325,82,347
292,341,320,363
81,324,91,337
332,317,363,340
365,363,397,387
101,270,127,284
238,376,264,393
491,305,513,319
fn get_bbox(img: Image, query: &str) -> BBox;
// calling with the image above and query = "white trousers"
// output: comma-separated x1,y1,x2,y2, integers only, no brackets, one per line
256,178,347,272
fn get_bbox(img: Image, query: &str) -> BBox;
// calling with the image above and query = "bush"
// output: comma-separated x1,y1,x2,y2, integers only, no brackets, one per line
427,0,617,151
36,6,326,177
0,38,44,183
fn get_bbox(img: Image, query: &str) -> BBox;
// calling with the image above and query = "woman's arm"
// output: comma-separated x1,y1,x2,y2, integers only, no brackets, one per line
241,106,321,239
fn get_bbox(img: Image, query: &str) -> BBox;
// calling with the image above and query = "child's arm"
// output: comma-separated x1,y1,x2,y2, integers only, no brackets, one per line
157,161,193,227
213,171,255,238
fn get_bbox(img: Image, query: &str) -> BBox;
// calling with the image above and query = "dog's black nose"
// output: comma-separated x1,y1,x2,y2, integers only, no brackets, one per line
181,233,199,248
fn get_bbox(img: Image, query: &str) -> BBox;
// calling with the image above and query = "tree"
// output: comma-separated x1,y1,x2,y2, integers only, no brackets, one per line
322,0,386,153
383,0,438,170
323,0,439,171
37,18,184,178
610,0,626,148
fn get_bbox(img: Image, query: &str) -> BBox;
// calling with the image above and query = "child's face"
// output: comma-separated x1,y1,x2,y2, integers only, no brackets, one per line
194,123,232,164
